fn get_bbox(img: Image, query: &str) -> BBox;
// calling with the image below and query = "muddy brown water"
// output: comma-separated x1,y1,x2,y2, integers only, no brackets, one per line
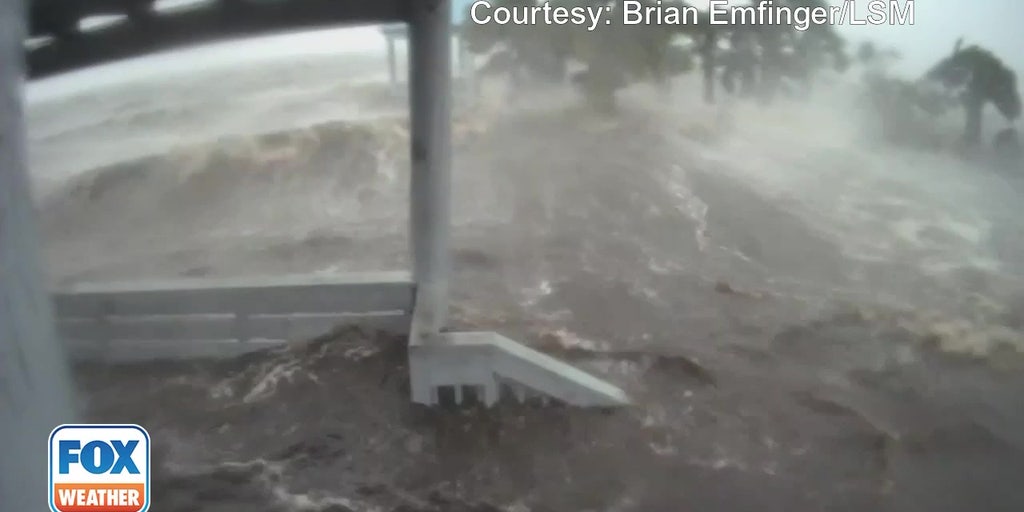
76,316,1024,512
38,85,1024,511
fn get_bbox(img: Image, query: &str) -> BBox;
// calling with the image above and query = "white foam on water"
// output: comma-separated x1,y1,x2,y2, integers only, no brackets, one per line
666,165,711,253
646,76,1024,304
28,53,1024,363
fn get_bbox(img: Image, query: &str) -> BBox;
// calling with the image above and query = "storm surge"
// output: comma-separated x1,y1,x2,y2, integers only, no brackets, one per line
31,68,1024,511
40,118,413,282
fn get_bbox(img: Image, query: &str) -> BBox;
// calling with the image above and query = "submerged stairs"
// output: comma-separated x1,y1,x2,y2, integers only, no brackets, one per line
409,330,629,408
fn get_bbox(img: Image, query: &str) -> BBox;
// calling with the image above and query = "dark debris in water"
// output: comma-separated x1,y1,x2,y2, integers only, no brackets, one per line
74,317,1024,512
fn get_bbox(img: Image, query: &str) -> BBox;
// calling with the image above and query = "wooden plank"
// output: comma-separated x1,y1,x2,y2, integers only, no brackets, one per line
58,311,410,342
52,272,415,318
28,0,411,78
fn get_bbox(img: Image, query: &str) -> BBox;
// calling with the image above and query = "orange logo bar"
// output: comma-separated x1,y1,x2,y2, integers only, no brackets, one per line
52,484,146,512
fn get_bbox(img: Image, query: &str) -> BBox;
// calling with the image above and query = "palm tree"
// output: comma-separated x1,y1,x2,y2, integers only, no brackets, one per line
461,0,552,81
756,0,848,101
463,0,858,109
720,27,758,98
697,26,718,104
855,41,902,87
856,41,900,68
712,0,850,104
463,0,694,111
925,39,1022,147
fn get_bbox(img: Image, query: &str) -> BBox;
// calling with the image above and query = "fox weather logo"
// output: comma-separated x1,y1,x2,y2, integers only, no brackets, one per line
48,424,151,512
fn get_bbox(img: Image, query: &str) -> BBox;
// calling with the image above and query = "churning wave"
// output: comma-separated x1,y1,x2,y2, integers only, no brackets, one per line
30,62,1024,510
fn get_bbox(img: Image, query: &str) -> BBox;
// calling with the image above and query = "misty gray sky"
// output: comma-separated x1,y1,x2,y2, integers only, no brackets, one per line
829,0,1024,76
26,0,1024,98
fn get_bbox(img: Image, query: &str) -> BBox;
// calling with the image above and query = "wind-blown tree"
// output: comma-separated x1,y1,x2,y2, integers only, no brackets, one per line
463,0,853,109
855,40,942,149
925,39,1022,148
463,0,695,111
856,38,1014,154
674,9,761,105
462,0,574,85
756,0,848,100
712,0,850,104
572,0,694,108
720,28,758,98
856,41,901,72
863,73,955,149
855,41,931,114
686,10,719,104
855,40,905,103
788,22,849,87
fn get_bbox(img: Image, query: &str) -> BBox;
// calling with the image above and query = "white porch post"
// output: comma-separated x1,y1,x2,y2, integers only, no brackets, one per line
408,0,452,339
0,0,77,510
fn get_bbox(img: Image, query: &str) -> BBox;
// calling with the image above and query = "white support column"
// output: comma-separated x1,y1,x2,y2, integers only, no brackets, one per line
386,33,398,92
455,28,476,102
0,0,78,510
408,0,452,339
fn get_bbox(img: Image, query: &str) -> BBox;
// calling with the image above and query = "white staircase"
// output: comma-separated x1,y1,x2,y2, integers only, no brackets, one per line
409,330,630,408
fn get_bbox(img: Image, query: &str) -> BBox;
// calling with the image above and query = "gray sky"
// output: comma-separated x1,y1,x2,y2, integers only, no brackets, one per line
683,0,1023,75
26,0,1024,98
829,0,1024,76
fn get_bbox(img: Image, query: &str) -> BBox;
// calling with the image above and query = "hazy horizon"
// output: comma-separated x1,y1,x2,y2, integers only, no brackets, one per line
24,0,1024,102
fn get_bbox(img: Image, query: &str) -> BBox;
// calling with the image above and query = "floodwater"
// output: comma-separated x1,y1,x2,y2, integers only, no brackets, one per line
27,47,1024,511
